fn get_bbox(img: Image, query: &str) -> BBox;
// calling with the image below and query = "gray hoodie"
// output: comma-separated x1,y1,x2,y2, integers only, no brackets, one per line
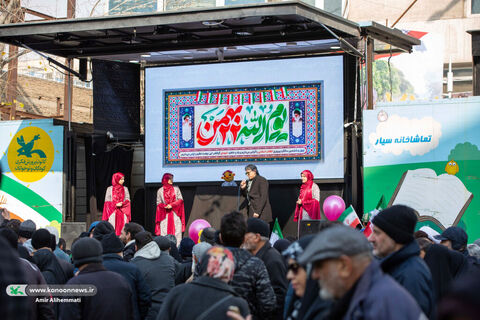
131,241,175,320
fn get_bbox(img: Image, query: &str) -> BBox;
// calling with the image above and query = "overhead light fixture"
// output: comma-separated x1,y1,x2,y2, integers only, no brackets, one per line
235,30,253,36
202,20,224,26
129,60,139,63
183,56,193,60
330,46,341,50
270,50,281,54
141,54,151,58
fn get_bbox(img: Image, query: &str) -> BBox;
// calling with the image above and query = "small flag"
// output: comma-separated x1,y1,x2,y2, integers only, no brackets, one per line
196,91,203,102
259,92,267,103
339,205,362,229
281,87,287,98
228,94,234,105
207,92,214,103
218,93,223,104
269,218,284,246
362,195,386,237
270,89,277,100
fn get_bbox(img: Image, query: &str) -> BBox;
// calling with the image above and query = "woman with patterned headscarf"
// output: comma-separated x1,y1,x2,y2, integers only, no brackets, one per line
155,173,185,245
102,172,131,236
158,246,250,320
294,170,320,221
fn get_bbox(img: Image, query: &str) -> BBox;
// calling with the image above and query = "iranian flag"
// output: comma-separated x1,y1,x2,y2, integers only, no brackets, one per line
259,91,268,103
363,195,387,238
270,89,278,100
218,93,223,104
269,218,284,246
196,91,203,102
207,92,214,103
339,206,362,229
228,94,235,105
281,87,288,98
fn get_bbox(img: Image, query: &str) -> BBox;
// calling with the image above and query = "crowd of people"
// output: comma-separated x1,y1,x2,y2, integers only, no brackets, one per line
1,205,480,320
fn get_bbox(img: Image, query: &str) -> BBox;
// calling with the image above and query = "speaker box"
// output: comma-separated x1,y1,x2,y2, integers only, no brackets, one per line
299,220,322,237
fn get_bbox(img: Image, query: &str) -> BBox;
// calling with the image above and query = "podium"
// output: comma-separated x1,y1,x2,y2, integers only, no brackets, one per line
186,185,247,231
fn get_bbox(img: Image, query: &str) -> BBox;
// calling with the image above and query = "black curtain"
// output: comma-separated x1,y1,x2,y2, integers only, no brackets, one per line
94,146,134,212
85,135,134,216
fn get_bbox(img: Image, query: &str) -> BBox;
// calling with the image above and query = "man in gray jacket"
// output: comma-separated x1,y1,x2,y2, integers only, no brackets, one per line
299,225,426,320
131,231,176,320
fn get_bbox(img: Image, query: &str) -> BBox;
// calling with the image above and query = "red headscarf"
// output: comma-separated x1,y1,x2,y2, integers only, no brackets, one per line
162,173,175,204
112,172,125,204
155,173,186,236
294,170,320,221
102,172,130,236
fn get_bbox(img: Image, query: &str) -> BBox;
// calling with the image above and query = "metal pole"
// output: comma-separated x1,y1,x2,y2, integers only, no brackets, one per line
366,37,374,109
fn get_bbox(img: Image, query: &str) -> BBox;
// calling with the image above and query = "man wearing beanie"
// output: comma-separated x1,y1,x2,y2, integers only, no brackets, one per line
131,231,176,320
92,220,115,241
101,233,151,320
368,205,434,318
32,229,68,286
243,218,287,320
59,237,133,320
18,219,36,253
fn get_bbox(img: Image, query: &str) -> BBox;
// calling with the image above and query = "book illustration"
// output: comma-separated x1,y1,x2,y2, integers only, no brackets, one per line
389,168,473,230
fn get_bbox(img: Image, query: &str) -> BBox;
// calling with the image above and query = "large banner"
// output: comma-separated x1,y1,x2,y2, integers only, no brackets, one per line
363,98,480,240
164,83,322,165
0,119,63,229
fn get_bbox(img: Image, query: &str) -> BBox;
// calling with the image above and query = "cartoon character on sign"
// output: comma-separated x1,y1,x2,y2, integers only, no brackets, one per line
182,114,192,142
221,170,237,187
292,109,303,138
445,160,459,175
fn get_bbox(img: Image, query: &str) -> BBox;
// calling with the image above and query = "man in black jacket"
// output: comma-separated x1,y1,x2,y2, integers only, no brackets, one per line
240,164,272,224
243,218,287,319
120,222,144,262
131,231,176,320
368,205,434,318
220,211,276,320
59,237,133,320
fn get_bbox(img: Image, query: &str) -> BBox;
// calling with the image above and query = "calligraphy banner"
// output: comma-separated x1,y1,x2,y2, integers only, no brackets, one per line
164,83,322,164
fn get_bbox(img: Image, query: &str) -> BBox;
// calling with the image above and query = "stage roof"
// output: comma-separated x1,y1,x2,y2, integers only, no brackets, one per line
0,1,419,65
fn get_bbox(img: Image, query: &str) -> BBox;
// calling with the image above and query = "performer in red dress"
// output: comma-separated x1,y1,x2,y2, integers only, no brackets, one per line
294,170,320,221
102,172,131,235
155,173,185,245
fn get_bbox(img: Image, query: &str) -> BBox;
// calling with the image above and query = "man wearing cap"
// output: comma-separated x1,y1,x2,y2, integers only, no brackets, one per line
435,226,480,272
243,218,287,320
368,205,434,318
59,237,134,320
18,219,36,253
299,225,426,319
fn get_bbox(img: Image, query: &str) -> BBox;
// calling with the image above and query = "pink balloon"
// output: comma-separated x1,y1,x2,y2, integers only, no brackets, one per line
188,219,211,243
323,195,346,221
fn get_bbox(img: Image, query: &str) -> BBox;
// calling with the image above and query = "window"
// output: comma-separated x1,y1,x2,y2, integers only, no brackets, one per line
473,0,480,14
